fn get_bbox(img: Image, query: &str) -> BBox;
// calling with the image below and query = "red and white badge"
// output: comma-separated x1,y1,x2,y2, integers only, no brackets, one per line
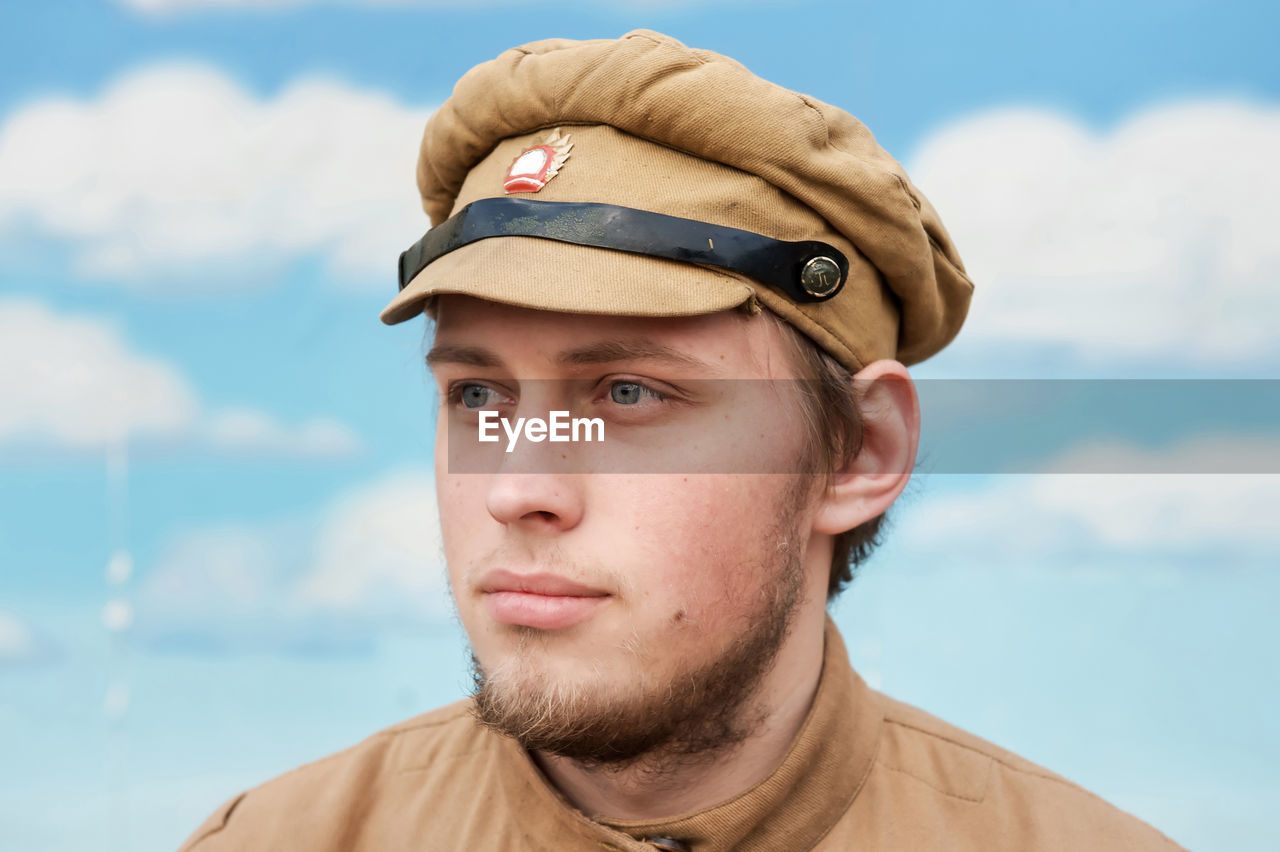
504,129,573,194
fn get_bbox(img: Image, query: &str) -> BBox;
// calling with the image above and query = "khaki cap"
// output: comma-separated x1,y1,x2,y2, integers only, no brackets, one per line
381,29,973,371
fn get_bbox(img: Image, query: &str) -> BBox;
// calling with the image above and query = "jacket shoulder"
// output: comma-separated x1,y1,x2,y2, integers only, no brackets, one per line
179,700,479,851
867,693,1186,851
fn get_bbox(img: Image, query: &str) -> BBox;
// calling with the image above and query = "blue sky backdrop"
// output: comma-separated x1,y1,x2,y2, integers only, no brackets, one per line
1,1,1278,850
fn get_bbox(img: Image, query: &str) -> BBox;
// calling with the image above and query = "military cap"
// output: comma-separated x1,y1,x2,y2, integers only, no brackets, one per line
381,29,973,371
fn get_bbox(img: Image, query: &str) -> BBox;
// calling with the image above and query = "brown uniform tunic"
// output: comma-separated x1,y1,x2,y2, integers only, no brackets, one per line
181,621,1186,851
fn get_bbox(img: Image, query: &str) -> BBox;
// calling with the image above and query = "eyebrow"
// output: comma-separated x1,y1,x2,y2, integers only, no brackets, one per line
555,340,710,370
425,339,713,372
425,344,503,368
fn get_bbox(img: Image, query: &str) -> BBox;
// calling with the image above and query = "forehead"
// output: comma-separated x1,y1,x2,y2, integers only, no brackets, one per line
429,295,800,380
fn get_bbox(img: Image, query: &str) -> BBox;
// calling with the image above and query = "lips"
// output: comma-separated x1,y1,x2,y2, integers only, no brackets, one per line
479,569,610,630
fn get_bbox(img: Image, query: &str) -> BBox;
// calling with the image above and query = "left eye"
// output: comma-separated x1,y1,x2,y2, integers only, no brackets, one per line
457,384,501,409
609,381,663,405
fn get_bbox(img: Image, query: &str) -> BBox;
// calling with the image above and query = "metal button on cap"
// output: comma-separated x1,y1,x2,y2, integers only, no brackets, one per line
800,255,843,298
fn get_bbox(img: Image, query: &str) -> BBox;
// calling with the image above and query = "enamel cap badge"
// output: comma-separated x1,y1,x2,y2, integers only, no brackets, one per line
503,129,573,194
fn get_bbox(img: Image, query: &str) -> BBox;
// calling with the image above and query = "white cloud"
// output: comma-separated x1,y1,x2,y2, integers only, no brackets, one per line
908,100,1280,372
0,298,360,457
1039,434,1280,475
136,471,449,651
102,599,135,633
0,299,195,448
204,408,361,458
0,64,429,287
0,611,54,664
138,523,298,639
899,447,1280,563
0,612,36,661
298,473,449,612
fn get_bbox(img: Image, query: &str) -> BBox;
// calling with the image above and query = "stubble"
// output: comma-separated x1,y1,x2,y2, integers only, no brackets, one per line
468,478,811,772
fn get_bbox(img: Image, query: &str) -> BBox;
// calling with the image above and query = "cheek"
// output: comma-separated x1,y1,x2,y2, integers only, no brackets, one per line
435,472,486,567
436,474,498,646
619,476,787,621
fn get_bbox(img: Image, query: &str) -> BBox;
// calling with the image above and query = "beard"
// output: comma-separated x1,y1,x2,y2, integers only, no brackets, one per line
468,484,809,770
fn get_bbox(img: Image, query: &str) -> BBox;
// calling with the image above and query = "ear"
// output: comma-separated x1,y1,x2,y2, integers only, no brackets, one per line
810,359,919,536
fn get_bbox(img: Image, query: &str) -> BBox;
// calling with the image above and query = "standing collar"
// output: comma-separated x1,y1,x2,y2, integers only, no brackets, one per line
491,617,884,851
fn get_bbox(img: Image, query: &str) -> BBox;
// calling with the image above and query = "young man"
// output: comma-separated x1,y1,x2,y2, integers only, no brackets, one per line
182,31,1184,851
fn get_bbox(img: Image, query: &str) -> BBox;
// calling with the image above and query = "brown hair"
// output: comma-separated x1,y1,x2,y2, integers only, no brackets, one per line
769,311,888,599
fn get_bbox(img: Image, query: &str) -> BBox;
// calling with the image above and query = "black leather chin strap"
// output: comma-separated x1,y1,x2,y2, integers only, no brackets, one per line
397,197,848,303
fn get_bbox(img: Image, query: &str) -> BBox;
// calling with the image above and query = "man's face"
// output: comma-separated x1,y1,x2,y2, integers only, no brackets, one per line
428,296,826,764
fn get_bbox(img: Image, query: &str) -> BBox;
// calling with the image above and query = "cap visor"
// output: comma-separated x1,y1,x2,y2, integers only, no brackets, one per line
380,236,756,325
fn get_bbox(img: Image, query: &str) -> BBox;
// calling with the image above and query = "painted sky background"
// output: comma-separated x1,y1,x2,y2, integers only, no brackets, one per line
1,1,1278,850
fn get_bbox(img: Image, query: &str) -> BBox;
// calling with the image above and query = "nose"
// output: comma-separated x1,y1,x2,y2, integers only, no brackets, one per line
485,471,584,533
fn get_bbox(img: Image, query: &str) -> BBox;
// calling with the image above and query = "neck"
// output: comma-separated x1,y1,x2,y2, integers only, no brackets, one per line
532,611,827,821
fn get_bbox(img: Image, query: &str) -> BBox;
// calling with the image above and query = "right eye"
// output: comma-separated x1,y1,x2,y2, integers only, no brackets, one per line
452,383,503,409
